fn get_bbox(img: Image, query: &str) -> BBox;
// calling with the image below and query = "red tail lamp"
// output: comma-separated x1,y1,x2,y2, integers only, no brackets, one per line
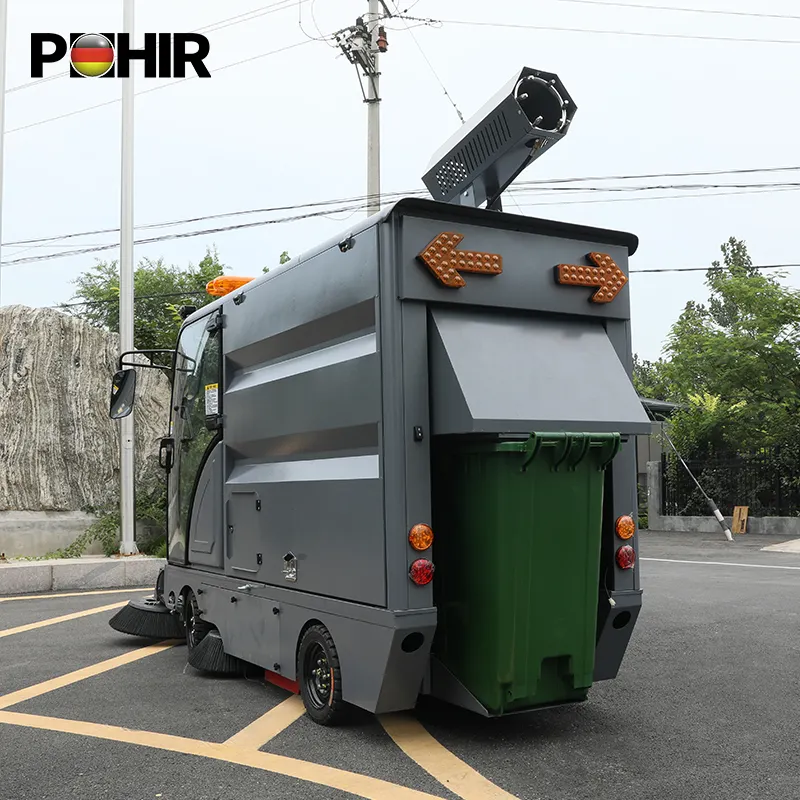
615,515,636,540
409,559,434,585
616,545,636,570
409,523,434,551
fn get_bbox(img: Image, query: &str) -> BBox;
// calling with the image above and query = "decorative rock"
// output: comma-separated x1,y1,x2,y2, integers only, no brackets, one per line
0,305,171,511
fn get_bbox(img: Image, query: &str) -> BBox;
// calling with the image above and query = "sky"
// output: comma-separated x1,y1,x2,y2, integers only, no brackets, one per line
2,0,799,361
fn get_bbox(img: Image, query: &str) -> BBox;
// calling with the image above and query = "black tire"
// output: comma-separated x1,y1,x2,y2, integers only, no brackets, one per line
184,589,213,654
297,624,346,726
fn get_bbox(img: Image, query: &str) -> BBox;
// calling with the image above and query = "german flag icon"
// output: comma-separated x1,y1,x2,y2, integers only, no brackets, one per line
70,33,115,78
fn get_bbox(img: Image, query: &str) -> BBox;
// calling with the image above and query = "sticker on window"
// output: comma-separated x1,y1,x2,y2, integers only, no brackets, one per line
204,383,219,416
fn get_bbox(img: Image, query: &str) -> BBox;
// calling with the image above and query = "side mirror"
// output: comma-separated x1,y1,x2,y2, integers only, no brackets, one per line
110,369,137,419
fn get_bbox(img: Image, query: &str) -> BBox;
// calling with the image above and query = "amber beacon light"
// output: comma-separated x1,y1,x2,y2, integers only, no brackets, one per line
206,276,254,297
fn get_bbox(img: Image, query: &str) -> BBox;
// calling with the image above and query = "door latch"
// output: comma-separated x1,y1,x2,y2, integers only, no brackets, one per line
283,552,297,582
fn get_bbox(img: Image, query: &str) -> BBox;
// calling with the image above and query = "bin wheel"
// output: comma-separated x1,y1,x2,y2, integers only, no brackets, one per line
297,624,345,726
184,590,212,653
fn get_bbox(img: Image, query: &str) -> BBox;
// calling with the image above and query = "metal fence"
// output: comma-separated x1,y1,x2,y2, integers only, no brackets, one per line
661,447,800,517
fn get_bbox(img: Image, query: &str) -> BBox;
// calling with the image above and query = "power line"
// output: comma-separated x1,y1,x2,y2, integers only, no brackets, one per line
4,182,800,268
399,14,800,45
5,171,800,250
630,263,800,274
7,40,314,136
391,1,465,123
6,165,800,247
6,0,309,95
553,0,800,22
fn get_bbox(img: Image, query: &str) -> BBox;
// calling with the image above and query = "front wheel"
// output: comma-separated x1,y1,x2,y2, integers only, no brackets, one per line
297,624,346,726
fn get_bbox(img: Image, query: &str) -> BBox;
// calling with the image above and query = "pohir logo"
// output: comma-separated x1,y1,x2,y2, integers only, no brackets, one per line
31,32,211,79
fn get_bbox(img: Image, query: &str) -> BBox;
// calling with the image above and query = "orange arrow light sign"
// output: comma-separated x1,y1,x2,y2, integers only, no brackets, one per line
418,232,503,288
555,252,628,304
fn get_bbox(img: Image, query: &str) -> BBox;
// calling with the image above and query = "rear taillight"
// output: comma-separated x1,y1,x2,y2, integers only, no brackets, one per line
409,523,434,551
615,515,635,540
409,559,435,585
616,545,636,570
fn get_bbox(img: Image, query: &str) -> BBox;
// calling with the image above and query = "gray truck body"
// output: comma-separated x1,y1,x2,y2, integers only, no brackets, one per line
159,196,650,715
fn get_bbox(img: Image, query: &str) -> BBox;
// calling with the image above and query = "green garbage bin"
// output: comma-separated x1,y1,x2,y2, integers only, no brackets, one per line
431,432,621,715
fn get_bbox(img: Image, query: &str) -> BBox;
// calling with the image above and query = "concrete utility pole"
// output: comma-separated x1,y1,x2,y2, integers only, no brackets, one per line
335,2,389,216
0,0,8,306
119,0,137,555
366,0,381,216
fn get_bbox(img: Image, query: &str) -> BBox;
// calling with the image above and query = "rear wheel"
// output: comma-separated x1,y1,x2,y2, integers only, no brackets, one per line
297,624,345,726
184,590,212,653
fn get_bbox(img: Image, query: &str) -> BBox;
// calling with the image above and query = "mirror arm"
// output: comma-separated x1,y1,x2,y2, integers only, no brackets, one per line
116,349,177,371
118,359,175,374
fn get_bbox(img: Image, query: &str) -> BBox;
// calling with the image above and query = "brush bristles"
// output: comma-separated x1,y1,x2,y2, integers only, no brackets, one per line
109,601,185,640
188,630,243,675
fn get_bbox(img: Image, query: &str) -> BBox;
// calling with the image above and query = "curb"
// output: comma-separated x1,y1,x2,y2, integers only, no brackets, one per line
0,556,165,596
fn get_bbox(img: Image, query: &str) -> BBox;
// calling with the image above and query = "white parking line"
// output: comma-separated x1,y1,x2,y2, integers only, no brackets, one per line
642,557,800,571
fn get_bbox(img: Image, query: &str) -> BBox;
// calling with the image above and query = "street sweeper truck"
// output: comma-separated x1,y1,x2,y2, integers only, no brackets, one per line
107,66,651,725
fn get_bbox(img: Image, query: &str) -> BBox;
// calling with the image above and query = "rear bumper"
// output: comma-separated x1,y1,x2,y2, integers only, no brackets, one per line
593,588,642,681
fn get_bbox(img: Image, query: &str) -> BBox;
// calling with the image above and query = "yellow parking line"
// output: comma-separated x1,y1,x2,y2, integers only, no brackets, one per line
0,710,442,800
0,588,151,603
224,694,306,749
381,713,520,800
0,640,178,710
0,601,129,639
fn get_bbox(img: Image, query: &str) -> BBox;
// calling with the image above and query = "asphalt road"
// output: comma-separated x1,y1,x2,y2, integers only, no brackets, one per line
2,532,799,800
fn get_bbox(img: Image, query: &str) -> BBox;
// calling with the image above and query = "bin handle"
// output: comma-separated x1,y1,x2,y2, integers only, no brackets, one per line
566,434,590,471
520,435,543,472
551,434,574,472
596,433,622,470
521,432,574,472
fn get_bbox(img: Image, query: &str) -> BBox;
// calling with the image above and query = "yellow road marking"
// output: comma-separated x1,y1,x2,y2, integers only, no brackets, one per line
0,640,178,710
0,711,442,800
0,601,129,639
381,713,520,800
224,694,306,749
0,588,151,603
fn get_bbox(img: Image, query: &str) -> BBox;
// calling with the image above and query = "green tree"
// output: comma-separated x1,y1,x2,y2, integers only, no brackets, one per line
264,250,291,273
632,354,675,401
61,247,225,354
661,237,800,454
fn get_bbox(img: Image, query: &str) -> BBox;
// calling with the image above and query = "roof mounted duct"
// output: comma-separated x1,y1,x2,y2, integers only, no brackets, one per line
422,66,577,211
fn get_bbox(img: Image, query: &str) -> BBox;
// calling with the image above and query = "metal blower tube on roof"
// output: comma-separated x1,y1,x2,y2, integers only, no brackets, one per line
421,66,578,210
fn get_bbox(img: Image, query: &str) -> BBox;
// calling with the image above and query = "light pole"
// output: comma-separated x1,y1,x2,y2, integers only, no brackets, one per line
119,0,137,555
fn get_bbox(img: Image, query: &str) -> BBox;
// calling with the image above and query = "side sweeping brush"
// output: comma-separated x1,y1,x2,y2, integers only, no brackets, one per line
187,629,244,675
109,595,185,640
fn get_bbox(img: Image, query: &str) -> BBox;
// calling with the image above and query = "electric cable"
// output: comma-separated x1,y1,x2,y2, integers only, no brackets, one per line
391,1,465,124
7,40,314,136
553,0,800,22
6,166,800,249
397,14,800,46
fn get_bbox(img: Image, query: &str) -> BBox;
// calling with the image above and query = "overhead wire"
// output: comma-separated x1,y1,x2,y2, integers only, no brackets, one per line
391,1,465,124
7,40,314,135
4,181,800,268
5,165,800,249
396,14,800,46
552,0,800,22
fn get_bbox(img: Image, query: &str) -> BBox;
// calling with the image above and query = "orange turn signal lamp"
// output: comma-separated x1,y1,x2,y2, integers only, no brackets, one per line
615,515,635,540
409,523,434,552
206,275,255,297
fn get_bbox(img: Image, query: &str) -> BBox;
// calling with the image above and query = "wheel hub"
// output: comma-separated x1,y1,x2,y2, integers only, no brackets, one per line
306,645,332,707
